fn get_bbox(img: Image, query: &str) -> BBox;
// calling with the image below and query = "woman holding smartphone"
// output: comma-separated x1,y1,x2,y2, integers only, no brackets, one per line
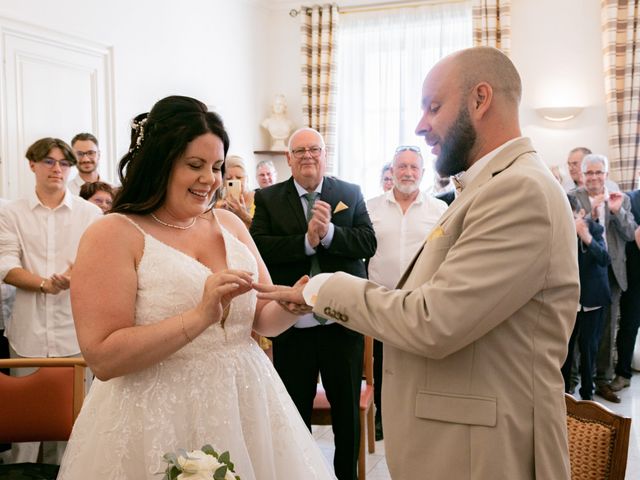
215,155,255,228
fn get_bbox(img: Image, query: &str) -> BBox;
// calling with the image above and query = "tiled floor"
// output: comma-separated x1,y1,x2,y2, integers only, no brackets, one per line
313,372,640,479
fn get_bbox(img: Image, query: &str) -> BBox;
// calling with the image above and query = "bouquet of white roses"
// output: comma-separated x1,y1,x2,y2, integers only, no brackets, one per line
162,444,240,480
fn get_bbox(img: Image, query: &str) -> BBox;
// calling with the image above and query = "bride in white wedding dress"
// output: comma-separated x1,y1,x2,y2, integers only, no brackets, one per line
57,96,336,480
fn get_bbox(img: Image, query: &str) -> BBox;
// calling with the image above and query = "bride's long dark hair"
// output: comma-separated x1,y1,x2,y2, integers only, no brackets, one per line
111,95,230,215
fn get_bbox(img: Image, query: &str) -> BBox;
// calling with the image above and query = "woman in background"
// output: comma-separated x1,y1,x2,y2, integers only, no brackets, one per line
215,155,255,228
79,181,114,213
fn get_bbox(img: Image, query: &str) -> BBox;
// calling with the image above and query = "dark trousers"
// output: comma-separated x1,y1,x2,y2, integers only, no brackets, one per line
595,274,622,387
273,323,364,480
615,281,640,379
562,308,606,399
373,339,382,422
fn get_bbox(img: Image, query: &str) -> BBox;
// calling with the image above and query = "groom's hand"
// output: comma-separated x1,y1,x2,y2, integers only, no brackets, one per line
253,275,312,314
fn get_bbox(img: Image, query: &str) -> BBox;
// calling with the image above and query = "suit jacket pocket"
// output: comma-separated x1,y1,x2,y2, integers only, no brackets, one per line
415,390,496,427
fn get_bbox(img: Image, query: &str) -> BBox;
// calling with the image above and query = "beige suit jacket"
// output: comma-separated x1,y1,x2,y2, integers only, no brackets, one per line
315,138,579,479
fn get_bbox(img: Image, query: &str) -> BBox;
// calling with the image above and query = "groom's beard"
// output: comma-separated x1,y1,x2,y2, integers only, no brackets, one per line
435,104,477,177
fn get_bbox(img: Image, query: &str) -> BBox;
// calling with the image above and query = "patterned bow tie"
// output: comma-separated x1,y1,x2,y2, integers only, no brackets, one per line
452,176,464,194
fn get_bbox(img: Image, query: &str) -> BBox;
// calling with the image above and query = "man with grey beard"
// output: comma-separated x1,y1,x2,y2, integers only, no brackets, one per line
366,145,447,440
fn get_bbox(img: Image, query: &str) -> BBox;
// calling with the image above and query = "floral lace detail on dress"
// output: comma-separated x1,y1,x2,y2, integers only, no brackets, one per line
58,219,336,480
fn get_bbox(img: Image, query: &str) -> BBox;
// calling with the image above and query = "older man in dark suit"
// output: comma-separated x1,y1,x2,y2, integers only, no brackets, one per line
250,127,376,480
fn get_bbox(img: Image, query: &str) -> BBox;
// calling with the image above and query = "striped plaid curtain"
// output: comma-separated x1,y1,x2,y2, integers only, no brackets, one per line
472,0,511,55
300,4,339,173
602,0,640,190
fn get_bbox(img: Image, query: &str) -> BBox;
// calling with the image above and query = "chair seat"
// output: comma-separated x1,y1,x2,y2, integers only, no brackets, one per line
0,462,60,480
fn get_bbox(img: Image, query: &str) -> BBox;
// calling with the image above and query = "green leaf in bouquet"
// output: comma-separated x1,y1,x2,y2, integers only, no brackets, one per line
201,444,217,457
218,451,231,465
213,465,228,480
162,465,180,480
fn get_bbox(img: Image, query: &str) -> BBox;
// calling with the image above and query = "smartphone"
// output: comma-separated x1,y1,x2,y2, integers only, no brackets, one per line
225,179,242,200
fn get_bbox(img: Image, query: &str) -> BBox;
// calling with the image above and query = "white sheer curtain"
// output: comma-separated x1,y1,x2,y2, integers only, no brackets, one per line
336,1,472,199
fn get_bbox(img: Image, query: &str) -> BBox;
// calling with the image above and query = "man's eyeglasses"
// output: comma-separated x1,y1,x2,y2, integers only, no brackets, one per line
395,145,421,154
584,171,606,177
291,146,323,158
40,158,73,169
75,150,98,159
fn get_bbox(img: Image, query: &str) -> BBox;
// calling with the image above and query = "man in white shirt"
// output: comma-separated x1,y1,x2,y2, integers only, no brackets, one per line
0,137,101,464
366,145,447,440
67,132,102,195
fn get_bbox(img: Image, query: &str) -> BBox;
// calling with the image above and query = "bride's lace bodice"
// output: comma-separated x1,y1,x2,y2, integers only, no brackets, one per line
135,223,257,352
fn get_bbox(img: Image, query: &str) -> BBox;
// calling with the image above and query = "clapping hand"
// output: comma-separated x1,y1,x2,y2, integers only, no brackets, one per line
253,275,312,315
307,200,331,248
574,209,592,244
608,191,623,214
590,193,605,218
44,264,73,294
199,269,254,326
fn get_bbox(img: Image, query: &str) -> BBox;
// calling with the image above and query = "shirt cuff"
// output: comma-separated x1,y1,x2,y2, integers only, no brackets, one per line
319,222,335,248
303,273,332,306
304,234,317,256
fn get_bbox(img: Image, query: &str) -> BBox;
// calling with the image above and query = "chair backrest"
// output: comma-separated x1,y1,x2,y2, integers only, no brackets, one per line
564,393,631,480
0,357,87,443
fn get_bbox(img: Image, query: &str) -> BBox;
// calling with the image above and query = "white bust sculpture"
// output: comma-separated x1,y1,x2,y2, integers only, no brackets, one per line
261,94,293,151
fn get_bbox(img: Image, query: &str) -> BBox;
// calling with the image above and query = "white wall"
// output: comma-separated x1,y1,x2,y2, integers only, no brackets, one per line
0,0,271,192
511,0,609,172
264,0,610,179
0,0,611,191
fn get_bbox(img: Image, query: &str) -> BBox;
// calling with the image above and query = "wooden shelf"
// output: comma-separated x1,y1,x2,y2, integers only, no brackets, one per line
253,150,287,155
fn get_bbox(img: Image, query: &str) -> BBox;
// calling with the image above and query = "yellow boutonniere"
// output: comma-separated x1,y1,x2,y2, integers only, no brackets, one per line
427,226,445,241
333,201,349,214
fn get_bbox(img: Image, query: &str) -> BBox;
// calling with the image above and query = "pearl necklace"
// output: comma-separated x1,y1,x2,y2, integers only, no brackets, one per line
150,213,197,230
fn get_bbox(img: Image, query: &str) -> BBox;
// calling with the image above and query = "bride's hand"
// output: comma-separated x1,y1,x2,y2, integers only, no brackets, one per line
198,269,254,325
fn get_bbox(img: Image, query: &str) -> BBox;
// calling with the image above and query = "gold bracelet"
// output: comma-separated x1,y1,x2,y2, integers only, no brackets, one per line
180,313,192,343
39,279,46,294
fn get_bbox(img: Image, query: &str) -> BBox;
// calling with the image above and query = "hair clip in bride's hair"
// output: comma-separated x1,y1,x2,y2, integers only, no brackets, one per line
129,117,148,153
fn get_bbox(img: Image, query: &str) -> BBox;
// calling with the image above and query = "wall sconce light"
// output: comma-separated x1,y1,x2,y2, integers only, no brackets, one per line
535,106,583,122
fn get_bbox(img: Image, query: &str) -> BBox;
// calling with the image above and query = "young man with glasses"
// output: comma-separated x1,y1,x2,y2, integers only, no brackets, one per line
569,153,637,403
0,137,101,465
68,132,103,195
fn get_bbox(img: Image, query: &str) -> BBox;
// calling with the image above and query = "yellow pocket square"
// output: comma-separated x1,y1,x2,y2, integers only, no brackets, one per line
333,201,349,214
427,226,445,241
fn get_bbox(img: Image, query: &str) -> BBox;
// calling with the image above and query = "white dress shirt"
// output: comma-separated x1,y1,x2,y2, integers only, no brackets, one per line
367,190,447,289
67,174,85,195
0,190,102,356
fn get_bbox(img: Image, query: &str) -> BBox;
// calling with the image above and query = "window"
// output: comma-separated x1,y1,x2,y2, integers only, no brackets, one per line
335,1,472,199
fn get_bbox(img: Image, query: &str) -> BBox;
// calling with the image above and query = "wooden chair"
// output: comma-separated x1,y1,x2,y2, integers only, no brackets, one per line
311,335,375,480
0,357,87,480
565,393,631,480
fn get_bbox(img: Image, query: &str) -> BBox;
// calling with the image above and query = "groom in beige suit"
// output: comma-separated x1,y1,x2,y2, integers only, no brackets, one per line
257,47,579,479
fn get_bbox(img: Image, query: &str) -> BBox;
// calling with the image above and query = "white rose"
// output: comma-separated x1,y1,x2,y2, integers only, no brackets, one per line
224,470,236,480
176,470,213,480
177,450,222,475
177,472,214,480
